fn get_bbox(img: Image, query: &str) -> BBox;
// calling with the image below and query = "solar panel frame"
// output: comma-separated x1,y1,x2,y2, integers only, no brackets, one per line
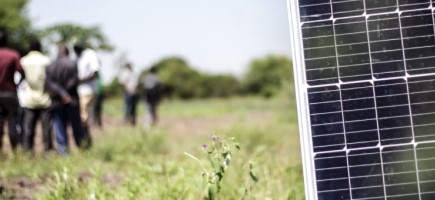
287,1,318,199
287,1,435,199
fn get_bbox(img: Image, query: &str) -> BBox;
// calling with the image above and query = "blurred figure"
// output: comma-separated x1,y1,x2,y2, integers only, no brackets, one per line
92,74,104,128
15,73,26,147
118,63,139,125
20,40,53,154
141,66,161,127
0,30,25,152
46,45,84,156
74,44,100,148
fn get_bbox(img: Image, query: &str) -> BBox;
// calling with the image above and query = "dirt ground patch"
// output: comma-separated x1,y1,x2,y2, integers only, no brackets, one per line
160,111,273,136
0,177,43,199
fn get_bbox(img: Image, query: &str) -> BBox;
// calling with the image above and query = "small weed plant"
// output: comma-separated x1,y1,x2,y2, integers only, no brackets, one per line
185,135,259,200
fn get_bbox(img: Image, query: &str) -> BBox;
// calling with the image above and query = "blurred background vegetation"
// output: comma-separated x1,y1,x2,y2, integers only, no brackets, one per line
0,0,293,100
0,0,302,199
105,55,293,99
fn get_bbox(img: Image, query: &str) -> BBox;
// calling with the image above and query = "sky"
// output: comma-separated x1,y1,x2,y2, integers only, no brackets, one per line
28,0,292,83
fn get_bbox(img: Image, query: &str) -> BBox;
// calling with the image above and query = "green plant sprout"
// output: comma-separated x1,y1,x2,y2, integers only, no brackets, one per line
185,135,259,200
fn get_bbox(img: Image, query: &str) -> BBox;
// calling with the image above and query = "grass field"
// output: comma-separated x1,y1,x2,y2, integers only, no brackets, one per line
0,96,304,199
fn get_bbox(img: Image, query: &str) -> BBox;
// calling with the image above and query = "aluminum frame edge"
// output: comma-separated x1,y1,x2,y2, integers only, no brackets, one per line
286,1,317,200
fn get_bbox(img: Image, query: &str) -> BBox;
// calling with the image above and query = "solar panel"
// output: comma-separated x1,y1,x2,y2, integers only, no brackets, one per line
287,1,435,199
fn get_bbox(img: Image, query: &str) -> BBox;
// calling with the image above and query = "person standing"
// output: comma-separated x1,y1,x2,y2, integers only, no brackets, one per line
20,40,53,154
141,66,161,127
74,44,100,148
0,30,25,152
118,63,139,126
46,45,84,156
15,74,26,147
91,74,104,128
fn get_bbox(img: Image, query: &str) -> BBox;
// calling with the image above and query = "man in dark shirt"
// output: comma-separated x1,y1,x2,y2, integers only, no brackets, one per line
45,45,84,156
0,30,25,151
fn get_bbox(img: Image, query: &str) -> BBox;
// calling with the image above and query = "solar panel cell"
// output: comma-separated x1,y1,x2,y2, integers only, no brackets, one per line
416,142,435,200
315,151,351,199
332,0,365,18
365,0,397,14
398,0,430,11
382,145,419,198
299,2,332,22
349,148,385,199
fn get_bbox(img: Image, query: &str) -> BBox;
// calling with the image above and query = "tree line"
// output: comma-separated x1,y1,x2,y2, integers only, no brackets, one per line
0,0,112,55
1,0,294,99
105,55,293,99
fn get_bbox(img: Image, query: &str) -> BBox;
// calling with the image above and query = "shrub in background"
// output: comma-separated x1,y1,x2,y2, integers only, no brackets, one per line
104,55,293,99
141,57,241,99
242,55,293,98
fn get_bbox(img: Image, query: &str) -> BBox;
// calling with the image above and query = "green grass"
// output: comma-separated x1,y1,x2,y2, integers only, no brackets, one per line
0,96,304,199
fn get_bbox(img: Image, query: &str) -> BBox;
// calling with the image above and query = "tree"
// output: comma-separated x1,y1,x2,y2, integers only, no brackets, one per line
0,0,34,54
198,74,240,98
149,57,202,99
39,23,113,51
242,55,293,97
138,57,241,99
104,78,123,98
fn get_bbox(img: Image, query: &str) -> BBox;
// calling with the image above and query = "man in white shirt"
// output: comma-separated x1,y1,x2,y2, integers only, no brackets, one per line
118,63,139,125
141,66,161,127
20,40,53,153
74,44,100,148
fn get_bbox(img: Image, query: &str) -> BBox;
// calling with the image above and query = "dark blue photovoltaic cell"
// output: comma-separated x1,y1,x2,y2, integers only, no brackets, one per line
341,82,379,148
332,0,364,18
365,0,397,14
315,152,350,200
408,75,435,142
335,17,372,82
401,9,435,75
382,145,419,199
416,142,435,200
367,13,405,78
302,21,339,86
398,0,430,11
299,0,331,22
348,148,385,199
308,86,345,152
374,79,413,145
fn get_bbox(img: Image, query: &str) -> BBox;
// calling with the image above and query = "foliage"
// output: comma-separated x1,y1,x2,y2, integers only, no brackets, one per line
0,97,303,199
39,23,113,51
141,57,241,99
130,55,293,100
0,1,114,54
103,78,123,98
242,55,293,98
198,74,241,98
150,57,202,99
0,0,34,55
185,135,259,200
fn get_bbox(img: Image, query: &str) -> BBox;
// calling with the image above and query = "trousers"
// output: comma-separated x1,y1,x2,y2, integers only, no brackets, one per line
0,96,19,151
23,107,53,153
51,103,84,156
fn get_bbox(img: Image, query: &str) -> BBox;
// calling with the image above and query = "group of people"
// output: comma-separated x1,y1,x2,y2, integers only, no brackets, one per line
0,30,101,156
118,63,161,128
0,30,163,156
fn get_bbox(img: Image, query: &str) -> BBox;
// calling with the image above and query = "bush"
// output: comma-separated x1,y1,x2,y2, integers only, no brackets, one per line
103,78,122,98
198,74,241,98
242,55,293,97
105,55,293,99
142,57,241,99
